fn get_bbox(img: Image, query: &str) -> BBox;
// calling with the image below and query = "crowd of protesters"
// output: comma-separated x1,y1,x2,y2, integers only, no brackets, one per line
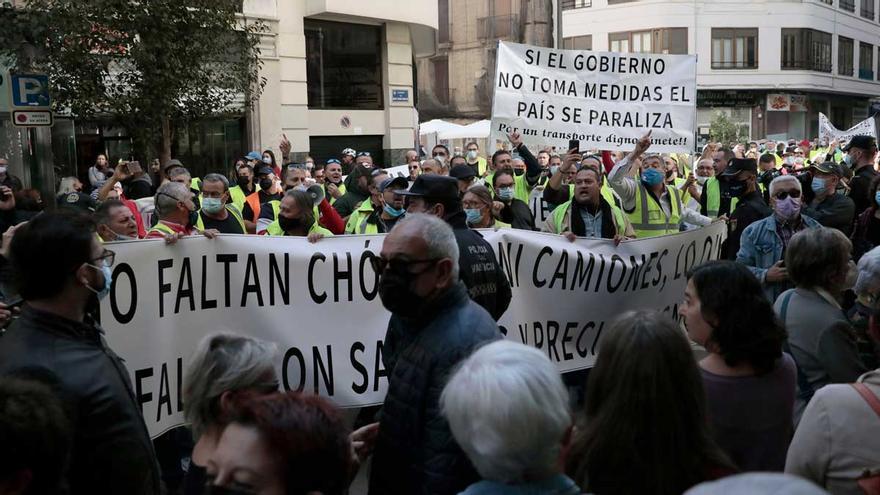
1,130,880,495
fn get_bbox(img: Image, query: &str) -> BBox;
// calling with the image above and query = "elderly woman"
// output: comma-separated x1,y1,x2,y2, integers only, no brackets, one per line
463,185,510,229
773,228,867,424
441,340,580,494
182,333,278,495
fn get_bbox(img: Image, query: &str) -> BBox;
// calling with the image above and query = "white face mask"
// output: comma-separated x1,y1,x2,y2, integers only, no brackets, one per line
695,175,710,186
466,150,478,161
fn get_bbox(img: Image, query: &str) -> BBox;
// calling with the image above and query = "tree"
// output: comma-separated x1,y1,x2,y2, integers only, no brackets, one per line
1,0,266,164
708,111,749,145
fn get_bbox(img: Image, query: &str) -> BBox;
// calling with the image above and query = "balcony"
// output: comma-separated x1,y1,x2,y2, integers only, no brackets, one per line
711,61,758,70
561,0,592,9
477,14,520,42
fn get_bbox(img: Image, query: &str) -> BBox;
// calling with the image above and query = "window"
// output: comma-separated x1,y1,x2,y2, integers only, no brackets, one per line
561,0,592,9
607,28,687,54
860,42,874,80
563,35,593,50
862,0,876,20
305,20,383,110
781,28,832,72
711,28,758,69
438,0,449,44
840,0,856,12
839,36,854,76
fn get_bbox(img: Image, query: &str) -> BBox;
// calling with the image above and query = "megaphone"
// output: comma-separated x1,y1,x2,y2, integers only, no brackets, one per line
295,184,325,206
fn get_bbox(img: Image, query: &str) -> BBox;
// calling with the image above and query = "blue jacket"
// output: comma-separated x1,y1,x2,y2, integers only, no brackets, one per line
736,214,821,302
460,475,582,495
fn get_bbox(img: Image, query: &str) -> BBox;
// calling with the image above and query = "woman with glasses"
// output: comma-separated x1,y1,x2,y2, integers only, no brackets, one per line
737,175,822,303
462,185,510,230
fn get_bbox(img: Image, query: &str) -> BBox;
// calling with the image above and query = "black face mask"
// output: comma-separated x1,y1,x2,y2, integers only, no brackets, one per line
278,214,303,233
514,169,525,177
236,176,250,189
727,179,748,198
378,269,426,318
187,208,199,228
258,178,274,192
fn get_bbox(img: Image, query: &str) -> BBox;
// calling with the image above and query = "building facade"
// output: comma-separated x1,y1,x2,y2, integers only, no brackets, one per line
561,0,880,142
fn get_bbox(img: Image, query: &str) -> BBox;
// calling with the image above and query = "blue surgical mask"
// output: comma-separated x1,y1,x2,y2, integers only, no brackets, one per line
85,262,113,300
811,177,827,195
201,197,224,215
465,207,483,225
875,191,880,207
844,154,854,168
383,204,405,218
641,168,665,186
497,187,515,201
466,150,478,161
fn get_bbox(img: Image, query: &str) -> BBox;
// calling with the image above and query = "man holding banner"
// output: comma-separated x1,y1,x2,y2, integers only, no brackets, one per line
542,165,633,243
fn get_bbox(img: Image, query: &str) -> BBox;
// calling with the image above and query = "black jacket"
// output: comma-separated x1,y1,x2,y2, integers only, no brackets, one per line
849,165,878,215
498,198,537,230
447,211,512,320
369,283,501,495
803,192,856,236
723,189,771,260
0,306,161,495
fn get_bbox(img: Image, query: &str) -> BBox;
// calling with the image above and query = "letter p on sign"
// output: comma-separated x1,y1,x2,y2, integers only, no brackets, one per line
10,74,51,109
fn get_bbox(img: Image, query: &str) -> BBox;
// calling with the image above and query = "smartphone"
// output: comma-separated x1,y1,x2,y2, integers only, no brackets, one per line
3,297,22,309
568,139,580,152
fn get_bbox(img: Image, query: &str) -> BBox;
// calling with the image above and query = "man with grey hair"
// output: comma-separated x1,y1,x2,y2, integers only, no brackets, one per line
146,181,218,242
196,173,245,234
420,157,444,176
737,175,821,302
363,213,501,495
441,341,579,493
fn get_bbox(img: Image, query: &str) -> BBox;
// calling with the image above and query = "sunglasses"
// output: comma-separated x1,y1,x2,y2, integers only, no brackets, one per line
774,190,802,200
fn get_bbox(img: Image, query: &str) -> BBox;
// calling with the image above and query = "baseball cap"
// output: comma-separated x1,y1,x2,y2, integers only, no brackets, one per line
395,175,459,200
449,164,477,180
843,135,878,151
799,139,811,148
811,161,845,177
57,192,97,213
721,158,758,177
245,151,262,161
255,166,274,176
379,176,408,192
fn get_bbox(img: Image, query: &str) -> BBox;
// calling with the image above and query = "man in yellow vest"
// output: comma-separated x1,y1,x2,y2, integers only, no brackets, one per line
465,141,488,178
699,146,737,218
324,159,347,205
196,173,246,234
608,131,713,238
242,166,282,233
542,166,634,244
146,182,218,242
228,162,258,212
345,173,407,234
265,189,332,243
541,151,620,211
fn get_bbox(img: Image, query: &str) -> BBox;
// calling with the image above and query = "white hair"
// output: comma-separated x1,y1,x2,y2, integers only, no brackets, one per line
394,213,460,281
441,341,571,483
855,246,880,297
58,176,80,195
154,181,190,217
769,175,802,196
183,332,278,438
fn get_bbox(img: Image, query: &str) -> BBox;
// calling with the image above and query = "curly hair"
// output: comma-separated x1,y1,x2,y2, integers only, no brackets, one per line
687,261,787,374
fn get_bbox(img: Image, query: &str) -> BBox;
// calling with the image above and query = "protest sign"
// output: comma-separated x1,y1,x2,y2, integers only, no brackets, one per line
489,41,697,154
528,186,553,225
819,112,877,143
101,223,726,437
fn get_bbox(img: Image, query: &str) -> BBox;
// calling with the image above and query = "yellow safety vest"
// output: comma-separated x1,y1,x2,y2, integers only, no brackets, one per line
147,221,176,237
195,205,246,233
325,182,347,205
566,181,620,208
628,183,682,238
266,220,333,237
705,177,738,218
345,199,378,234
550,199,627,237
487,173,530,203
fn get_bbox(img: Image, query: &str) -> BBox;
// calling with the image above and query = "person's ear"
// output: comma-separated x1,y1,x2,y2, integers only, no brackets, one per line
434,258,455,287
75,263,92,288
433,203,446,219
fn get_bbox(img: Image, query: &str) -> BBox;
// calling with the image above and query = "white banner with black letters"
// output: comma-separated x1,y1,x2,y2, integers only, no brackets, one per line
490,41,697,153
100,223,726,437
819,112,877,143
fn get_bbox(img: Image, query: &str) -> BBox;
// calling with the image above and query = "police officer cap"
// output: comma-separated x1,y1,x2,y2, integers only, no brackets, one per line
721,158,757,176
843,135,877,151
449,164,477,180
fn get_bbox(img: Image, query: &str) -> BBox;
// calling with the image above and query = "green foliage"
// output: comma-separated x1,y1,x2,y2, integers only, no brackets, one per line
708,111,749,145
0,0,266,157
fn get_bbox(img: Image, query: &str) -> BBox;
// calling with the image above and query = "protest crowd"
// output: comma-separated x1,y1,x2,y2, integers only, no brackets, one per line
3,124,880,495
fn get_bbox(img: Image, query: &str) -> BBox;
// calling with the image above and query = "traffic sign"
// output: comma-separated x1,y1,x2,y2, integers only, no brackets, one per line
10,74,51,109
12,110,54,127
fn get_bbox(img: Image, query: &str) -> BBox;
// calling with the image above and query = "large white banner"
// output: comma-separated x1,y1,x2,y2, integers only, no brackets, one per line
490,41,697,154
100,224,726,437
819,112,877,143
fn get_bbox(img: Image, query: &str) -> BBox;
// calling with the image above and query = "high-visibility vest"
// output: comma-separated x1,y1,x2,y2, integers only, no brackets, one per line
550,199,627,237
705,177,738,218
345,199,378,234
228,186,248,212
147,221,177,237
266,219,333,237
628,183,682,238
487,173,530,203
566,181,620,208
191,177,201,191
245,192,263,220
324,182,347,205
195,205,246,233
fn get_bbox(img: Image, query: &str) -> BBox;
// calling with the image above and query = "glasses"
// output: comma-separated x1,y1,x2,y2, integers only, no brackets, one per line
91,249,116,267
370,257,440,276
409,165,420,171
774,190,802,200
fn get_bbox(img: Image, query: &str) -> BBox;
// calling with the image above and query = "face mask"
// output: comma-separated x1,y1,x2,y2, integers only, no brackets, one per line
550,165,559,176
433,155,446,165
262,156,272,165
258,178,274,191
201,197,224,215
383,204,405,218
0,167,7,174
278,214,303,232
236,176,250,188
844,153,855,168
497,187,515,201
378,269,425,318
108,229,136,241
514,169,525,177
187,207,199,228
466,150,478,161
695,175,710,186
465,208,483,225
84,262,113,300
728,179,747,198
774,196,801,221
875,191,880,207
641,168,665,186
811,177,828,195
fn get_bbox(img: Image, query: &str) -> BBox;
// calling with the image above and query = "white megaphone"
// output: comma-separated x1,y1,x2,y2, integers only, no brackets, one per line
295,184,325,206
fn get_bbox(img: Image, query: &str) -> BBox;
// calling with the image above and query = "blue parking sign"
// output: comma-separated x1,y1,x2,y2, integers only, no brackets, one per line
10,74,51,108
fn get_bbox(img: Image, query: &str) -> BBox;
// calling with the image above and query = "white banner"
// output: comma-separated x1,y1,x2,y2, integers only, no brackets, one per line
529,186,553,225
100,224,726,437
819,112,877,143
490,41,697,154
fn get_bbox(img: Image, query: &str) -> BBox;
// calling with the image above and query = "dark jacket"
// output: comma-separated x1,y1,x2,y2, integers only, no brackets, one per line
332,188,369,219
498,198,536,230
849,165,877,215
724,189,771,260
0,306,161,495
447,210,512,320
369,283,501,495
803,192,856,236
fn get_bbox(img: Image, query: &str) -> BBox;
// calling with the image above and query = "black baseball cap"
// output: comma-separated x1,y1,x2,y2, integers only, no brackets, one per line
844,135,878,151
449,164,477,180
395,175,459,200
811,161,845,177
57,192,97,213
255,166,274,176
721,158,758,177
379,176,408,192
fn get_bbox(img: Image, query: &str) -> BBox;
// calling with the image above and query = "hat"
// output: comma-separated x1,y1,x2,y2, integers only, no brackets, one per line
449,164,477,180
395,175,459,200
799,139,811,148
379,176,408,192
811,161,845,177
342,148,357,157
245,151,262,161
255,166,274,176
57,192,97,213
721,158,757,176
844,135,878,151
